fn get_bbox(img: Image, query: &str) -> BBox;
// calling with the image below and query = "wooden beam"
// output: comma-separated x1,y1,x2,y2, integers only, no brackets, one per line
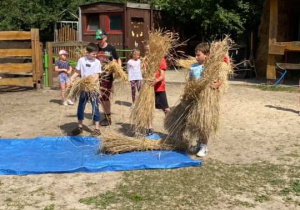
46,42,54,88
0,49,32,57
269,44,285,55
277,63,300,70
52,41,89,47
0,31,31,41
0,63,32,73
0,77,33,86
267,0,278,79
31,28,41,86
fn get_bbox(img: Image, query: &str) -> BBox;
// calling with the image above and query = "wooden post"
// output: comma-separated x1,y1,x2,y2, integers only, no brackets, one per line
267,0,278,80
47,42,54,88
31,28,41,88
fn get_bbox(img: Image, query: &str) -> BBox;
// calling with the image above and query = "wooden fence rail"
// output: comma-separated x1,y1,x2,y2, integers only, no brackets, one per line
0,29,42,88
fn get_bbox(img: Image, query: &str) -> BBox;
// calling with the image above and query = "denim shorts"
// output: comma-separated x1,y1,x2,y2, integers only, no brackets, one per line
58,73,70,83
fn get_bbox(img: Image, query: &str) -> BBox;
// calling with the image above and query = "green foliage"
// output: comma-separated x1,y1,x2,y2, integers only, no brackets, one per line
0,0,264,41
154,0,264,40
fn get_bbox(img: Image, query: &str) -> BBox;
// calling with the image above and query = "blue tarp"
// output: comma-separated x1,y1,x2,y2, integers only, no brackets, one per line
0,136,201,175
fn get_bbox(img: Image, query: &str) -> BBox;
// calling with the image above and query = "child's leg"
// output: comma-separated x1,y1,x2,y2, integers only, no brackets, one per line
90,94,101,130
60,82,66,102
130,80,136,103
77,92,88,128
137,80,142,92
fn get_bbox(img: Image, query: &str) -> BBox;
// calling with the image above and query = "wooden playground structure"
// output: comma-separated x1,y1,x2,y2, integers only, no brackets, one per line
0,29,43,88
267,0,300,80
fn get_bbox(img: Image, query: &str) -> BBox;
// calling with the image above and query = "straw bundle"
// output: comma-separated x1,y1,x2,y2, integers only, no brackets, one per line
176,56,197,71
102,59,127,82
101,132,182,154
65,76,100,100
130,30,178,135
165,37,232,148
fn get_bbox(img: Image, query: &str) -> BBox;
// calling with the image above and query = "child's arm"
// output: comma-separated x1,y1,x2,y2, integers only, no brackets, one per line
153,69,165,86
67,65,72,75
93,73,100,82
54,62,68,73
70,70,80,83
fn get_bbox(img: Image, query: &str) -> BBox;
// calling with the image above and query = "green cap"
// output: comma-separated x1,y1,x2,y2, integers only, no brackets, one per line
95,29,107,40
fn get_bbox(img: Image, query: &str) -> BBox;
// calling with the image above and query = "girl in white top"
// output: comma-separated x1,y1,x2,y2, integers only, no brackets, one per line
126,49,143,103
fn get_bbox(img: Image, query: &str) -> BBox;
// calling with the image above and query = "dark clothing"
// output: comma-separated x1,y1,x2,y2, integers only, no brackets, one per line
97,44,119,81
100,80,113,102
155,91,169,110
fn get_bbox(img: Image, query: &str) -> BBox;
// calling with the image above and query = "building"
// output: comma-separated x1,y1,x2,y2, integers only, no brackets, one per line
79,1,161,55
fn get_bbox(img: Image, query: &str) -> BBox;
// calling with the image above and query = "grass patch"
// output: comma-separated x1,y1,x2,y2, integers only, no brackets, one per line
79,159,300,209
253,84,300,92
44,204,55,210
85,182,96,187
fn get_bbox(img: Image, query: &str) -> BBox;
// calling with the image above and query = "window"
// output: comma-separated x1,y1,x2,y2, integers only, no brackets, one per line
109,15,122,30
105,13,123,33
86,14,99,31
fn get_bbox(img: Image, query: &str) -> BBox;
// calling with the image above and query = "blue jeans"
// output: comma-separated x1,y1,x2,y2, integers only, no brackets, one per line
77,92,100,122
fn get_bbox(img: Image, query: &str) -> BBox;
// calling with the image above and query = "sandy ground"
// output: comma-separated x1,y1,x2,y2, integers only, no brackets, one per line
0,70,299,209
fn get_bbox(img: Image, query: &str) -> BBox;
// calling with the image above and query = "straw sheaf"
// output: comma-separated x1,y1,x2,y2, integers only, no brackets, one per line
165,37,233,147
103,59,127,82
101,132,180,154
130,30,178,136
65,76,100,100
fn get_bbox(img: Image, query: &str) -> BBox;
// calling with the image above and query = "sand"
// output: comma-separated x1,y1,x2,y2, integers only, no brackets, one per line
0,70,299,209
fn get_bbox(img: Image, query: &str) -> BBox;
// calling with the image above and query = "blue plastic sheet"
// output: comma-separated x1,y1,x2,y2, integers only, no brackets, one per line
0,136,201,175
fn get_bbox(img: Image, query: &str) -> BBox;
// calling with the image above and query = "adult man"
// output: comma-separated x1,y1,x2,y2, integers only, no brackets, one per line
95,29,122,126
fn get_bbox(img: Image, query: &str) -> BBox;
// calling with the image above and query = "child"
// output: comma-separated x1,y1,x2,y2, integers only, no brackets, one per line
54,50,74,106
144,41,170,136
127,49,142,103
95,29,122,126
70,43,102,136
190,43,223,157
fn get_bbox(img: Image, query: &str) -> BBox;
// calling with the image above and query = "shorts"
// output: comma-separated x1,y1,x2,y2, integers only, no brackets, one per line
155,91,169,110
100,80,113,101
58,73,70,83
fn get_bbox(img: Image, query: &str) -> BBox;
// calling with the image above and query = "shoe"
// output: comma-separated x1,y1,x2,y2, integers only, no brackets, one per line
72,127,83,136
146,129,154,136
100,117,111,126
196,143,208,157
67,99,74,105
90,129,101,136
63,101,68,106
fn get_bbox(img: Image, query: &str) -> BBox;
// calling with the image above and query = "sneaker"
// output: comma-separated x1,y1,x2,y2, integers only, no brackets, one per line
90,129,101,136
71,127,83,136
196,144,208,157
100,117,111,126
67,99,74,105
146,128,154,136
63,101,68,106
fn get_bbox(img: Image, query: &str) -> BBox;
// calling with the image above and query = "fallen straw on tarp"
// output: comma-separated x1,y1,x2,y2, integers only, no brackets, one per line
101,132,184,154
165,37,233,148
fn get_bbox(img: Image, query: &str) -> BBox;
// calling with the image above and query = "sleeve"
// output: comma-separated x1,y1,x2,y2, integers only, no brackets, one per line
75,58,81,71
159,58,167,71
111,46,119,60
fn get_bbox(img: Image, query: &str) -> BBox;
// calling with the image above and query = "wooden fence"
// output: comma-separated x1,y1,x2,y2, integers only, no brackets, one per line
0,29,42,87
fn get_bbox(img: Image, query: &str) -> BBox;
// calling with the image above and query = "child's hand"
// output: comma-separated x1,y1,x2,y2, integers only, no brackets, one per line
211,81,220,89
